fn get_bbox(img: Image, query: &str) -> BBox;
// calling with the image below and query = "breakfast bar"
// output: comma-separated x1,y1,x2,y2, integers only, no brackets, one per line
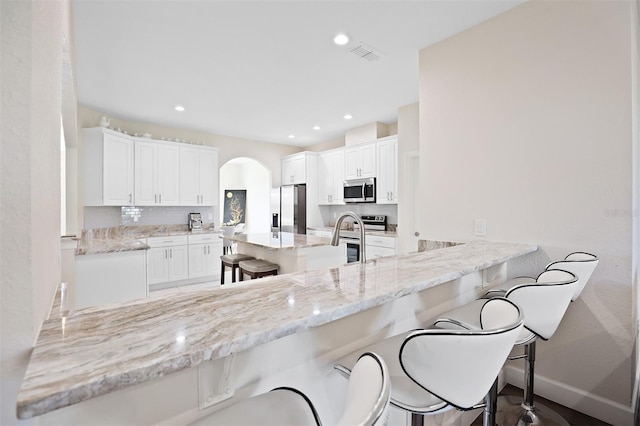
17,240,537,424
224,231,347,274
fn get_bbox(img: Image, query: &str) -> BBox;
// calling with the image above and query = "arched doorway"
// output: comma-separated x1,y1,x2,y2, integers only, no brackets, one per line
219,157,272,233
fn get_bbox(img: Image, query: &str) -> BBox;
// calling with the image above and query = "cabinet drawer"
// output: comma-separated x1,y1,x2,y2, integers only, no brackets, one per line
366,235,396,249
146,235,188,247
188,233,223,244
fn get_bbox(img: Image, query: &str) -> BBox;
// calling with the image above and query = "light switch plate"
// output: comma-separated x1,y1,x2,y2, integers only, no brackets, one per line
474,219,487,236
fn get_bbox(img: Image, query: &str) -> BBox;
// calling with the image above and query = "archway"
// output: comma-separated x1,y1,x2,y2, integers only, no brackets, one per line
219,157,272,234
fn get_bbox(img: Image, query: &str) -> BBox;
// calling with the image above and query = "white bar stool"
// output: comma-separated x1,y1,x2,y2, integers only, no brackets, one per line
334,298,525,426
190,352,390,426
438,269,579,426
485,253,599,425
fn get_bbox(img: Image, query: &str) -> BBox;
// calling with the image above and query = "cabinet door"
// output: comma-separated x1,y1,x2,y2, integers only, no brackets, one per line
168,245,189,281
331,150,345,204
103,133,134,205
157,143,180,205
180,146,200,205
344,147,361,180
205,242,223,276
318,154,332,204
282,158,295,184
188,244,207,278
376,140,398,204
147,247,169,285
360,143,377,178
134,141,158,206
292,155,306,184
199,148,219,206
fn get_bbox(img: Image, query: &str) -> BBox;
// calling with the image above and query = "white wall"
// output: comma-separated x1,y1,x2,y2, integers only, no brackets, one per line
397,102,419,254
1,1,70,424
419,1,635,423
632,0,640,421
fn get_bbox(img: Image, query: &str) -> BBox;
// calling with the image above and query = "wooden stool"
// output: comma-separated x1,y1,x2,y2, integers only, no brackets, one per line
220,254,255,284
238,259,279,281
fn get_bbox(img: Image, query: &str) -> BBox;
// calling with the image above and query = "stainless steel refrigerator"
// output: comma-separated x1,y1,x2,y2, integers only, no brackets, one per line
279,184,306,234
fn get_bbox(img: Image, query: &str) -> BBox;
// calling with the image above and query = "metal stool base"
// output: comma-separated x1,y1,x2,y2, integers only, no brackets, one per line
496,395,570,426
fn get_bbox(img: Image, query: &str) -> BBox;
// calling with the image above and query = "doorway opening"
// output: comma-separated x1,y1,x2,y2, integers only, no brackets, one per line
219,157,271,233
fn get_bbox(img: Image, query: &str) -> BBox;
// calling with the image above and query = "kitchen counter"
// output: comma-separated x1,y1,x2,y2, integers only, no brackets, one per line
307,226,397,238
75,224,219,255
17,240,537,419
223,231,331,250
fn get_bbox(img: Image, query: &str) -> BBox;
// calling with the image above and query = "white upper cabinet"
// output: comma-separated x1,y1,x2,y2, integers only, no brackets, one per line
281,152,308,184
134,140,180,206
376,137,398,204
180,145,219,206
83,127,134,206
318,149,345,205
344,142,376,180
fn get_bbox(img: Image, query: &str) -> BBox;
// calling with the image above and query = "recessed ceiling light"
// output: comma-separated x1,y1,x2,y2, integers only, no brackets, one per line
174,105,185,112
334,33,349,46
288,134,295,139
344,114,353,120
312,125,320,131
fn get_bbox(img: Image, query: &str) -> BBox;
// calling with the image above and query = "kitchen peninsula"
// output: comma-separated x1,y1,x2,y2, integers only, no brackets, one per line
224,231,347,274
17,240,537,424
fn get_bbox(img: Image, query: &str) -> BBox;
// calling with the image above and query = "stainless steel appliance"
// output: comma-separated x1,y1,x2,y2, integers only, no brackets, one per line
340,215,386,263
280,184,307,234
188,212,203,232
344,178,376,203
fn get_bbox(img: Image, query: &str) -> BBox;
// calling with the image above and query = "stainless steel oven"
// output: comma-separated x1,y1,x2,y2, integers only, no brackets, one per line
344,178,375,203
340,215,386,263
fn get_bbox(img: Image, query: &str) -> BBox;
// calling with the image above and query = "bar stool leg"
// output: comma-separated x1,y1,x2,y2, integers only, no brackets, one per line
232,265,237,283
221,262,226,285
410,413,424,426
496,341,569,426
484,378,498,426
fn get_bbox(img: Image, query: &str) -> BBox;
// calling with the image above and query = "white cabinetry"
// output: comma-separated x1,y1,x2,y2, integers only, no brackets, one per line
281,152,310,184
366,235,396,259
146,236,189,285
345,142,376,179
318,149,345,205
376,137,398,204
188,234,223,279
134,140,180,206
83,127,134,206
180,145,219,206
75,251,147,309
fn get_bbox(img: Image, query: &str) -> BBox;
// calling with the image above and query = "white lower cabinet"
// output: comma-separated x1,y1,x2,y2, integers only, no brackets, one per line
147,233,223,288
188,234,223,279
75,250,147,309
365,235,397,259
146,236,189,285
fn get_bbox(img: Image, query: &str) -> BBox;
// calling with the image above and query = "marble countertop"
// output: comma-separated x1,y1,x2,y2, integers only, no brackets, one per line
223,232,332,250
307,226,397,238
76,225,220,255
17,240,537,419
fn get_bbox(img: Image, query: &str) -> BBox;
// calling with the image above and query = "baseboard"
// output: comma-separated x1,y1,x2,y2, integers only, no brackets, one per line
504,365,633,425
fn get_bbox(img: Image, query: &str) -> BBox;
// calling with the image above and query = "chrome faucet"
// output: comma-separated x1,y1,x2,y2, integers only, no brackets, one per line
330,211,366,263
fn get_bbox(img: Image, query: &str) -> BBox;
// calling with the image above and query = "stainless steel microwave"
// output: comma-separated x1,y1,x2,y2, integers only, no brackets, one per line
344,178,376,203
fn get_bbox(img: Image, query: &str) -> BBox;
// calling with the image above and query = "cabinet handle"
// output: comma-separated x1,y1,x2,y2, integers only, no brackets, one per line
165,249,168,259
129,193,132,203
170,248,172,258
159,194,162,204
207,245,210,254
155,194,157,204
204,246,207,254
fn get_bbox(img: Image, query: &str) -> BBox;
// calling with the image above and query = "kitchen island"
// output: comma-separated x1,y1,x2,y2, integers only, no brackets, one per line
18,240,537,425
224,231,347,274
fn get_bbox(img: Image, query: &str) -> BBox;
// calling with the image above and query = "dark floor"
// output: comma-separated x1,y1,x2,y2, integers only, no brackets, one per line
471,385,611,426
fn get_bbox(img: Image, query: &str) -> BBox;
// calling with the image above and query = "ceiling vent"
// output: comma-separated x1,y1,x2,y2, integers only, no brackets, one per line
350,43,382,62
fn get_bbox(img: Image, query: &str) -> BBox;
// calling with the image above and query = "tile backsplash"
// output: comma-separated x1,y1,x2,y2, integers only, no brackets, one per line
84,206,217,229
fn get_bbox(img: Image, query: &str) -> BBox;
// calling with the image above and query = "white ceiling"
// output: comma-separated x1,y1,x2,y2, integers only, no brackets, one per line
73,0,525,147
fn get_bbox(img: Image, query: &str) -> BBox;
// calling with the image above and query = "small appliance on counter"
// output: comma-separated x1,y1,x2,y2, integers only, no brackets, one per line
188,213,203,232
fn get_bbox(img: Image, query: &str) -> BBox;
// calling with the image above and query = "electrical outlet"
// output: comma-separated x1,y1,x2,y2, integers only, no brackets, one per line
474,219,487,236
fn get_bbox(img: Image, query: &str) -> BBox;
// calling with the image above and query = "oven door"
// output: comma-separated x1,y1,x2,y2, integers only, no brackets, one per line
346,242,360,263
